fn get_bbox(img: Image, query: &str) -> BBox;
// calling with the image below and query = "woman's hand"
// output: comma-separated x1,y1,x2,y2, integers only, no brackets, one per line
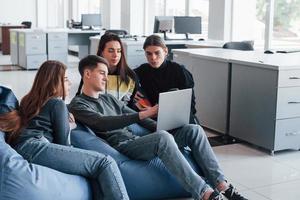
134,91,152,110
68,113,77,130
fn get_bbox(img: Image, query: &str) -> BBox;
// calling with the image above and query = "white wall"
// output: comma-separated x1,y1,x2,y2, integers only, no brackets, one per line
231,0,256,41
101,0,121,29
208,0,232,40
121,0,144,35
0,0,37,27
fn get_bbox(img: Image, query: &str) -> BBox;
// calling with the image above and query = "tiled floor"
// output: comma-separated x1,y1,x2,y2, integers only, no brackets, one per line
2,53,300,200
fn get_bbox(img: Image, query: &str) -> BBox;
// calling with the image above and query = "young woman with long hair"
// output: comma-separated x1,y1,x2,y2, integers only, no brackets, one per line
76,32,138,109
0,60,129,200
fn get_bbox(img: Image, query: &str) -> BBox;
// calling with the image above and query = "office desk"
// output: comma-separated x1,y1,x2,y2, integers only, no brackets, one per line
64,29,103,59
173,48,300,154
173,49,237,134
90,36,224,67
11,29,103,68
1,25,25,54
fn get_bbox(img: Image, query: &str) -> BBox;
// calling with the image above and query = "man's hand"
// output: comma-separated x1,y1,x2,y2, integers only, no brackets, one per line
139,104,158,120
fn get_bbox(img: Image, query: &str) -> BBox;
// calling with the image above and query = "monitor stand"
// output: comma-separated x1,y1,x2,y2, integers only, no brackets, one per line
184,33,193,40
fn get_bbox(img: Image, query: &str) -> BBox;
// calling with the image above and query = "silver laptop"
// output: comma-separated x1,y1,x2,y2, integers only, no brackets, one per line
156,88,192,131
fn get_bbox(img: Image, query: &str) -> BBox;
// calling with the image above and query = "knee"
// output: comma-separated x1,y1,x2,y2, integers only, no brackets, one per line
156,131,176,147
184,124,206,139
94,154,117,168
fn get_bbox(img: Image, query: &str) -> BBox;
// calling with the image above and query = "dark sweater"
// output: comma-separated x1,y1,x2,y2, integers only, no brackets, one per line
135,60,196,119
15,98,70,146
68,93,156,147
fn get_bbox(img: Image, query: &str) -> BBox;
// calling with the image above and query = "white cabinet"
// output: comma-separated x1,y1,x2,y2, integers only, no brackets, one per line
230,64,300,154
173,50,230,134
9,29,20,65
122,39,147,69
47,32,68,64
18,30,47,69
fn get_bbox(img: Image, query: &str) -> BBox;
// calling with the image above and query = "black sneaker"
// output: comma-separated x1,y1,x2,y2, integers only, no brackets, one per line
209,191,224,200
222,184,248,200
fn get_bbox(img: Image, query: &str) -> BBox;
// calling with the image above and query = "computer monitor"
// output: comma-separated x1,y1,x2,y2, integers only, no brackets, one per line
153,16,174,40
81,14,102,29
174,16,202,40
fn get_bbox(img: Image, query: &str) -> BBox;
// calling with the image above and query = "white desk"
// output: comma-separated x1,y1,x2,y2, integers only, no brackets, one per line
173,48,300,154
90,36,224,68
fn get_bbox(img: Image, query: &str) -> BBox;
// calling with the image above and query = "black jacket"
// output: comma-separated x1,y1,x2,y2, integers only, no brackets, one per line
135,60,197,123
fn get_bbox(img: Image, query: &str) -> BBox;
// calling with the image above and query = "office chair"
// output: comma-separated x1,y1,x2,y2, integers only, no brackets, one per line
21,21,32,28
105,29,128,37
222,41,254,51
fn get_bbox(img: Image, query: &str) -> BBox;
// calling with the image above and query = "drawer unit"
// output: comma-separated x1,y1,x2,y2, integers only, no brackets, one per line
278,69,300,87
18,30,47,69
230,63,300,154
276,87,300,119
47,40,68,54
20,32,46,54
122,39,146,68
24,54,47,70
10,30,19,65
47,32,68,64
48,53,68,65
125,44,144,55
274,118,300,151
48,32,68,41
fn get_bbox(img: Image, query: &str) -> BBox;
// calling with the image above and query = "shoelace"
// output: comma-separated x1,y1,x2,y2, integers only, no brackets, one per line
223,185,245,199
215,195,223,200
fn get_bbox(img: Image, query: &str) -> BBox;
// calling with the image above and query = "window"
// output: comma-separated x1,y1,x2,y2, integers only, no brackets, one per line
272,0,300,48
189,0,209,39
145,0,209,37
71,0,101,21
37,0,66,28
145,0,165,35
166,0,185,16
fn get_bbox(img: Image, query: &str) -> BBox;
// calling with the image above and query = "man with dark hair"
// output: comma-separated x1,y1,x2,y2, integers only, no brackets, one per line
69,55,248,200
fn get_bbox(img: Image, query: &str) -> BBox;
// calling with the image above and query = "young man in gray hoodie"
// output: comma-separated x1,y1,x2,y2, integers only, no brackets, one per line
68,55,247,200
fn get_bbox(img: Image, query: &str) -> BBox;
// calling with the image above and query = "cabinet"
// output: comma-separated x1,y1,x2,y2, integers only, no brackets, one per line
173,49,231,134
47,32,68,64
18,30,47,69
230,64,300,154
1,25,24,55
122,39,146,69
9,29,21,65
173,48,300,154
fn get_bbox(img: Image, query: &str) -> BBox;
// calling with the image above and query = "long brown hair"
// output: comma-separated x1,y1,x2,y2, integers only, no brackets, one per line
96,32,135,85
0,60,67,143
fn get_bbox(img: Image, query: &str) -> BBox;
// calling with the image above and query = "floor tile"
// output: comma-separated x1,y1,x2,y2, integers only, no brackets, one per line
254,179,300,200
240,190,271,200
219,156,300,189
213,143,268,162
272,150,300,171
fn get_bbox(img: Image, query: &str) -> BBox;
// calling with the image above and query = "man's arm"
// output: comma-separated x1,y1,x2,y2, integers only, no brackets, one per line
69,101,140,132
122,105,157,132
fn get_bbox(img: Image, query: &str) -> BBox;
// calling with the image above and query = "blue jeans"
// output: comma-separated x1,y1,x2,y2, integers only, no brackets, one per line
15,136,129,200
127,123,151,136
116,124,225,200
